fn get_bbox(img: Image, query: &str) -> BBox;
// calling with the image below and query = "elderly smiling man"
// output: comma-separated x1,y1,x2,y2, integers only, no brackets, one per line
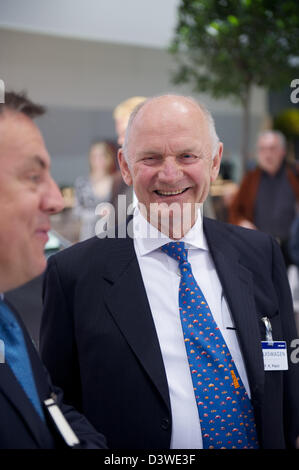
41,94,299,449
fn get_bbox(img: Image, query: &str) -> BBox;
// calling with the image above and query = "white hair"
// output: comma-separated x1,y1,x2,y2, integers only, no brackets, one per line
258,130,287,149
122,93,220,162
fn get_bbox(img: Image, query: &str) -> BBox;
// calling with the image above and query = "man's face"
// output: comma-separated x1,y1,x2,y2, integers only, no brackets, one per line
257,134,286,175
0,111,64,291
118,97,222,234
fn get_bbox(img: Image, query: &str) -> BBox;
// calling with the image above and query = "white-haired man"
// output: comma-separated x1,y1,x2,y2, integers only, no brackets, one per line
41,95,299,449
229,130,299,266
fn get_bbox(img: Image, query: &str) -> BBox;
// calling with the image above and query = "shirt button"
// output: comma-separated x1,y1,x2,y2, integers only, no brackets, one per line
161,418,170,430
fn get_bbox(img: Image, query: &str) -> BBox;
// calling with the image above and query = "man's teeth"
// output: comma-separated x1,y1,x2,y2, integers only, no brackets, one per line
156,188,187,196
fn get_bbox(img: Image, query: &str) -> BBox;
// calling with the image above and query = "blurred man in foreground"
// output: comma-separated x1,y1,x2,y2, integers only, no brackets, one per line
229,130,299,266
0,91,106,449
41,95,299,449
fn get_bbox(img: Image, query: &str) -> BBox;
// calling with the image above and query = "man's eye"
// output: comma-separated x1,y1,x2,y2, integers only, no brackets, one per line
181,154,197,161
29,174,41,183
143,156,159,164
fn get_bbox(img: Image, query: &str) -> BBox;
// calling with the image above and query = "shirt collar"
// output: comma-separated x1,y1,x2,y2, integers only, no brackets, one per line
133,206,208,256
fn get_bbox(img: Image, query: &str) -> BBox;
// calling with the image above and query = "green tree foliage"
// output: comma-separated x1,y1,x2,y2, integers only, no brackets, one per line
274,108,299,139
170,0,299,173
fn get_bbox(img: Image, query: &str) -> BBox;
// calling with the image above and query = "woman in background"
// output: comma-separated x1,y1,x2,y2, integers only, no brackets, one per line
75,141,125,240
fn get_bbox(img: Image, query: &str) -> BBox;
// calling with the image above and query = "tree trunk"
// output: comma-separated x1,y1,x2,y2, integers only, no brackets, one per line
240,85,251,178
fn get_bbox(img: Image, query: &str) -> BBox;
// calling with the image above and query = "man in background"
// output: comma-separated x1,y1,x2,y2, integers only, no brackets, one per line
229,130,299,266
0,91,106,449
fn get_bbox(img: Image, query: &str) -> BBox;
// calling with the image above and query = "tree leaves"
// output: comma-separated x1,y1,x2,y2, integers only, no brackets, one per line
170,0,299,102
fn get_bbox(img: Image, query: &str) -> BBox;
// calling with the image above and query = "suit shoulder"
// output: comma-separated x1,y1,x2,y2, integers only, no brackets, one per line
48,236,120,271
204,218,278,279
204,217,274,250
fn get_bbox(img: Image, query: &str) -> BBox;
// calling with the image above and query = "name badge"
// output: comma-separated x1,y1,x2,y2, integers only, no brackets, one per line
261,341,288,371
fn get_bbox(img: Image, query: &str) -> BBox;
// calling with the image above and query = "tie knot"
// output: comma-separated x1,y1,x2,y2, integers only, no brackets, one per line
161,241,188,266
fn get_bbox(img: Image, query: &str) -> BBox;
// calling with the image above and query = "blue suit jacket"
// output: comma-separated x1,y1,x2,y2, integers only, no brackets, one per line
40,217,299,449
0,304,107,449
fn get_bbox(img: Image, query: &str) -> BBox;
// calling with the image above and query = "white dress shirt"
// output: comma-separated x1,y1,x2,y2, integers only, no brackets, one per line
133,207,251,449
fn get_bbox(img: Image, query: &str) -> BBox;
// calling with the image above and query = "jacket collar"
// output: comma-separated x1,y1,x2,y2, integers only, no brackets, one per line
0,300,54,448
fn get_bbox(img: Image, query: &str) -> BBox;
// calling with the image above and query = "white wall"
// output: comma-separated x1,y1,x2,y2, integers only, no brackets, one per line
0,0,180,49
0,29,267,184
0,29,266,113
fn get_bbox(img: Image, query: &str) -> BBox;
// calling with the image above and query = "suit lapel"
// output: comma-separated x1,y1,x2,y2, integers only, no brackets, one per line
0,363,50,447
102,237,171,412
0,301,52,448
203,219,265,408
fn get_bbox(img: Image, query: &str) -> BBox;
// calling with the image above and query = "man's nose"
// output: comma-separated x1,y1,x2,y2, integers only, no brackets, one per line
158,157,182,182
42,178,65,215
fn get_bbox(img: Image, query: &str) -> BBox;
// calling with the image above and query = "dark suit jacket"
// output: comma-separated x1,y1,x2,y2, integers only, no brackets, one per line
0,304,107,449
40,217,299,449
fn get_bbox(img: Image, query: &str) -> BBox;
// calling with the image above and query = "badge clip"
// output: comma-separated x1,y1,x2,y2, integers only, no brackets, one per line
44,393,80,447
261,316,273,344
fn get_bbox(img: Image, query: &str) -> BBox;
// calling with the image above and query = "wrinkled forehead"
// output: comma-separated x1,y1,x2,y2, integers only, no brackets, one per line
128,97,210,147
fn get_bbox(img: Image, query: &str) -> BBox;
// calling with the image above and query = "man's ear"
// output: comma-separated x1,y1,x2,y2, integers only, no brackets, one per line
118,148,133,186
210,142,223,183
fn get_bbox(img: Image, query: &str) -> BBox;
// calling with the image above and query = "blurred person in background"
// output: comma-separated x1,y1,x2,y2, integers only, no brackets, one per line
289,215,299,269
113,96,148,216
289,214,299,319
229,130,299,266
0,91,106,449
113,96,147,147
74,141,125,240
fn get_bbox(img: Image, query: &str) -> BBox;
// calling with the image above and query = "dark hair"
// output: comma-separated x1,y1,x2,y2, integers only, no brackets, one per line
0,91,45,118
89,141,116,175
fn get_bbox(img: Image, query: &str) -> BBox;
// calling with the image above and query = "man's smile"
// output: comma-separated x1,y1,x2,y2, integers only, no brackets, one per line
154,187,190,197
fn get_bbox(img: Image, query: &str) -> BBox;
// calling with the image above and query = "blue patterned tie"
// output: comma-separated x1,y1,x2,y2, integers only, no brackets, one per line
0,299,45,421
161,242,258,449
